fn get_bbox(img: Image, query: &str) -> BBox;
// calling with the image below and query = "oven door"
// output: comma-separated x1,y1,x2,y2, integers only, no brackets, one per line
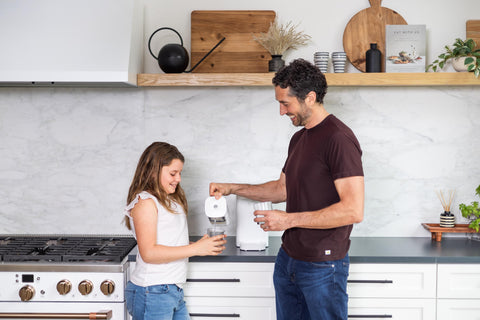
0,302,126,320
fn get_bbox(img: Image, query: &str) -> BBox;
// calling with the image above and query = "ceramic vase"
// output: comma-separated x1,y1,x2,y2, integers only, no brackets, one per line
269,55,285,72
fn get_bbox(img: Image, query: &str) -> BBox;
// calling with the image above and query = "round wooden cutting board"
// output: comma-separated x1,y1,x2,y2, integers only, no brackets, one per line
343,0,407,72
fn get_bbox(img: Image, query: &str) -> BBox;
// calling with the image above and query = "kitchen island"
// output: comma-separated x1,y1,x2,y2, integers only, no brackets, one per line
128,237,480,320
182,236,480,263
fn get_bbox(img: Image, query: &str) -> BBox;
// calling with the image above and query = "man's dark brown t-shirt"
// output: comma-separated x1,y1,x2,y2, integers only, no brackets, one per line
281,114,363,262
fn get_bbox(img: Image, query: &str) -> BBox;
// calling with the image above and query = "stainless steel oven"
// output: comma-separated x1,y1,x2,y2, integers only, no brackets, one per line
0,235,136,320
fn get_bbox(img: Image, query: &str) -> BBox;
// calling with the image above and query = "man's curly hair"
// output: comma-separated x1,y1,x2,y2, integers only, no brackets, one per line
272,58,328,104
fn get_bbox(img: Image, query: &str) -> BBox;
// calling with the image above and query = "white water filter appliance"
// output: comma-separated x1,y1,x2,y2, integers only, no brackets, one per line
236,196,268,251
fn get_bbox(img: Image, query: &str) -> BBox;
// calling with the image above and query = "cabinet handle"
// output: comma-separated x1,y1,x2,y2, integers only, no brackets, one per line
348,315,392,318
186,278,240,283
348,314,393,319
0,310,112,319
347,280,393,284
189,313,240,318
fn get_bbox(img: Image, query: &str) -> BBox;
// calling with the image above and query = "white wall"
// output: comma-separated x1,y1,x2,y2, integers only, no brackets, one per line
0,0,479,237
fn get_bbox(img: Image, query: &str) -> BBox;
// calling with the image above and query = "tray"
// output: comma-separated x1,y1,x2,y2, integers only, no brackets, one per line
422,223,477,242
342,0,407,72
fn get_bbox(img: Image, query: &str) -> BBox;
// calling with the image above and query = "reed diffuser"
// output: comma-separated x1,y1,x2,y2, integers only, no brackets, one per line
436,190,456,228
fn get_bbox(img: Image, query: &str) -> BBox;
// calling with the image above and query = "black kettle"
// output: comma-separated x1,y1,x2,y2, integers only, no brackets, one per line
148,27,225,73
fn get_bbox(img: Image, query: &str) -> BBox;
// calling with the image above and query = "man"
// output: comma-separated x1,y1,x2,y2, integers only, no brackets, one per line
209,58,364,320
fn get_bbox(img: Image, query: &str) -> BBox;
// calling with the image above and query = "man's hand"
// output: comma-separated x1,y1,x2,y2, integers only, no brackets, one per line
209,172,287,203
254,209,291,232
209,182,234,199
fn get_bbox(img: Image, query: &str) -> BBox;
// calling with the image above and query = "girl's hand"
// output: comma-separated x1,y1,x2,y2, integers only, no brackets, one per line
193,234,227,256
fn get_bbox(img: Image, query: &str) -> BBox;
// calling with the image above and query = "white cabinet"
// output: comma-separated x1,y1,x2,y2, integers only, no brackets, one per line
437,264,480,299
131,259,480,320
349,298,436,320
185,297,275,320
183,262,438,320
184,262,274,297
348,264,437,320
437,299,480,320
348,263,437,298
437,264,480,320
184,262,275,320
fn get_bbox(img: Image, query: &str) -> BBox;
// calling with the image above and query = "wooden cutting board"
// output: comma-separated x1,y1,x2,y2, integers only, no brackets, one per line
343,0,407,72
191,10,275,73
467,20,480,50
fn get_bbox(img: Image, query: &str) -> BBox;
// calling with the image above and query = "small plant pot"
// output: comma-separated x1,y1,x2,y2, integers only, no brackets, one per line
452,56,476,72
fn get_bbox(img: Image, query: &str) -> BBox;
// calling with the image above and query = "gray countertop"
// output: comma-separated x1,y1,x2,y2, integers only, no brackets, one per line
129,237,480,264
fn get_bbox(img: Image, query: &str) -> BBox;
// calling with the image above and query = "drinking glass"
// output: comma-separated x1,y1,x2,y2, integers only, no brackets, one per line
207,228,225,237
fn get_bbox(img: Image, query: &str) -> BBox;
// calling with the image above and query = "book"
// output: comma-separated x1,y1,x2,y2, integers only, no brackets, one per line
385,25,426,73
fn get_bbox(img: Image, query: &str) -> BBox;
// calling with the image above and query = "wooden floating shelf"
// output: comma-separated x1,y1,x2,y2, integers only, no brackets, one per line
422,223,478,242
137,72,480,87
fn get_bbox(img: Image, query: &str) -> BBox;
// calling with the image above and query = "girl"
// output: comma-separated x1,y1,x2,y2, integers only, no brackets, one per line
124,142,226,320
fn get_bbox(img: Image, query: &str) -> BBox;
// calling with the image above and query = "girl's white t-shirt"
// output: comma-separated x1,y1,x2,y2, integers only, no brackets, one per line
125,191,189,287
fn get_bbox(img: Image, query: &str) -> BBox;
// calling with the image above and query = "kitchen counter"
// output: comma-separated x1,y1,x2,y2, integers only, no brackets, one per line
129,237,480,264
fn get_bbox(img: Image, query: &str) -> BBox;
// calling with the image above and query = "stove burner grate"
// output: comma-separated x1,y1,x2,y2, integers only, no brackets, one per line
0,235,136,263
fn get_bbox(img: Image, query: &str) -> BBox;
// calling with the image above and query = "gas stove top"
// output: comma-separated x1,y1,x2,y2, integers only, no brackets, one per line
0,235,137,263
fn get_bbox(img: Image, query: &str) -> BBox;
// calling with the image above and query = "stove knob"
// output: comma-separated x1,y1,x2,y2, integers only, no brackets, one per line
56,280,72,295
78,280,93,295
100,280,115,295
19,285,35,301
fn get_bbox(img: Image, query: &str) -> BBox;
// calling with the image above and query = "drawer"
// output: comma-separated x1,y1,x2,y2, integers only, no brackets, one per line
349,298,436,320
185,262,274,297
437,299,480,320
185,296,275,320
348,263,436,298
438,264,480,298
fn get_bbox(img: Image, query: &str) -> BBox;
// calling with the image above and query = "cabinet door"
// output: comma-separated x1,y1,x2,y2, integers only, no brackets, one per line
185,296,275,320
185,262,274,297
437,264,480,299
348,264,437,298
349,298,436,320
437,299,480,320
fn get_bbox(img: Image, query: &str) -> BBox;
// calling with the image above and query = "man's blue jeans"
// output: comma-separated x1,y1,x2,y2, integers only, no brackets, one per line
273,247,349,320
125,281,190,320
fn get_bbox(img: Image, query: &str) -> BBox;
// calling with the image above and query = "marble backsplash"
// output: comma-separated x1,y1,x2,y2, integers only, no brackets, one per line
0,85,479,237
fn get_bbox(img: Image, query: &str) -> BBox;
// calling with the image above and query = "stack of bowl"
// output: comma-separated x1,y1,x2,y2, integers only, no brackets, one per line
331,52,347,73
313,52,329,73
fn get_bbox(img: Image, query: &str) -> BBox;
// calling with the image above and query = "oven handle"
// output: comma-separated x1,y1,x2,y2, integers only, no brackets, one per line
0,310,112,319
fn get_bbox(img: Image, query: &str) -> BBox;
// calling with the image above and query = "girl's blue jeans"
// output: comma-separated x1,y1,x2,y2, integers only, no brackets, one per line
125,281,190,320
273,247,349,320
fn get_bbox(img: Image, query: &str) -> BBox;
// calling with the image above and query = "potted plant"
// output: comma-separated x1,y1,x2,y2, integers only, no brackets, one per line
459,184,480,232
253,17,311,72
426,38,480,78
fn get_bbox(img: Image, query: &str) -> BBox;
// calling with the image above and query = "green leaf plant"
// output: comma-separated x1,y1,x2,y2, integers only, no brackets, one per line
459,185,480,232
426,38,480,78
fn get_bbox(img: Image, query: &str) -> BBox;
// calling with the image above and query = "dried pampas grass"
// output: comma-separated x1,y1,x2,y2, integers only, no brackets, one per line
253,17,311,56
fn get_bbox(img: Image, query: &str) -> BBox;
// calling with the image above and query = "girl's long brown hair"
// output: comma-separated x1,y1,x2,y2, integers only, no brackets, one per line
124,142,188,230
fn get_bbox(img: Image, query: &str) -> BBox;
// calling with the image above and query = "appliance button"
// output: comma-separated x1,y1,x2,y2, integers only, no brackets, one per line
56,279,72,295
78,280,93,295
19,285,35,301
100,280,115,295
